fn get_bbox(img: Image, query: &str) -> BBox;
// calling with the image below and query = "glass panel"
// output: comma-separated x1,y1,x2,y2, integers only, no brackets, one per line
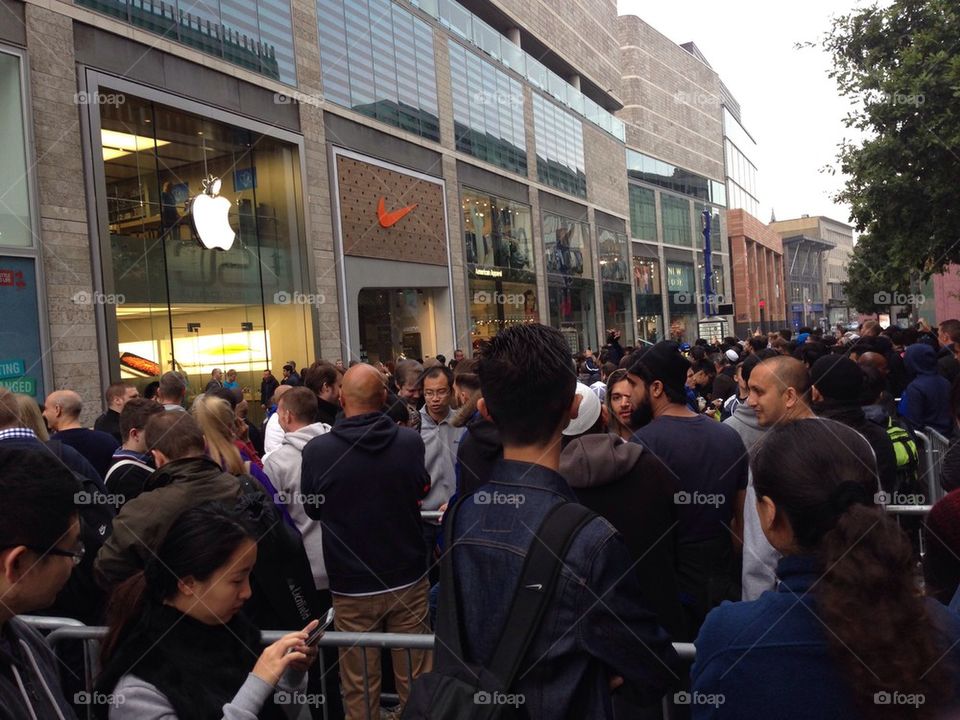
0,52,32,248
343,0,375,110
598,228,629,284
0,256,46,398
666,261,697,343
628,184,656,241
438,0,470,38
100,90,312,410
661,195,692,247
369,0,399,126
500,37,524,74
548,71,568,104
543,210,591,279
472,16,500,61
525,55,548,90
547,279,596,354
254,0,295,82
462,187,533,273
602,282,632,346
318,0,351,106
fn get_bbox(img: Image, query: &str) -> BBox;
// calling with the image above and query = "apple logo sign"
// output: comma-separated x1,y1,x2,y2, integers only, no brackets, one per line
190,176,235,250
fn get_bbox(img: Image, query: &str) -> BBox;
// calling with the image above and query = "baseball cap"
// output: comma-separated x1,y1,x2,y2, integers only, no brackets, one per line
562,382,602,437
627,341,690,397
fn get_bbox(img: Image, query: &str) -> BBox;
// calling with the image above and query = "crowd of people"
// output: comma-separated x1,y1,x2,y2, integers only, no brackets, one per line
3,319,960,719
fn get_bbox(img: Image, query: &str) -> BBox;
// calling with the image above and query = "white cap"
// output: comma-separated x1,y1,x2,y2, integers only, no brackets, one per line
563,382,602,437
725,348,740,363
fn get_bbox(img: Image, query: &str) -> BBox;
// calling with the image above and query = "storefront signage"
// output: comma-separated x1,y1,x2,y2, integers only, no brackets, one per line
474,267,503,278
0,359,26,378
0,377,36,395
190,176,236,251
376,197,418,228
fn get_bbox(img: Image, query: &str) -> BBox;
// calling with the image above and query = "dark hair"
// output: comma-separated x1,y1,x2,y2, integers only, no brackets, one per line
691,359,716,379
207,387,238,409
600,362,617,379
925,491,960,604
418,365,454,389
278,386,318,424
0,447,79,552
383,393,410,425
452,358,480,394
778,329,793,341
395,359,424,389
753,420,953,716
144,412,206,460
303,361,339,395
102,503,256,662
798,341,827,368
478,324,576,446
119,398,164,442
143,381,160,400
940,319,960,344
105,382,130,405
748,336,768,352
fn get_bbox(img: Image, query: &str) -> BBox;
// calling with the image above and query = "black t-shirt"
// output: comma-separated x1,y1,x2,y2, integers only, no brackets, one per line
51,428,119,480
631,414,749,543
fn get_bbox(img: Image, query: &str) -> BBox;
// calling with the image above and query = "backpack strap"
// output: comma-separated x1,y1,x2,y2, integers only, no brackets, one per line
488,502,595,689
437,494,472,663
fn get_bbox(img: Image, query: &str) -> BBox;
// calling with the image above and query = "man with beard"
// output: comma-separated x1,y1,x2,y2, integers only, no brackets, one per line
627,341,748,641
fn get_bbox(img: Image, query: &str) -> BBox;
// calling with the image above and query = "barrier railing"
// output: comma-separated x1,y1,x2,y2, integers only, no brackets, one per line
22,617,695,720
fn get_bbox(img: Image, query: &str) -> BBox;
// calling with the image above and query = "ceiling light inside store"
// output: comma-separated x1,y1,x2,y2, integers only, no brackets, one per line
101,129,170,161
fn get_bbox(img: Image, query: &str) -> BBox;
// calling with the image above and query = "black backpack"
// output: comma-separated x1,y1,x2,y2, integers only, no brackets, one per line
234,475,324,631
402,499,595,720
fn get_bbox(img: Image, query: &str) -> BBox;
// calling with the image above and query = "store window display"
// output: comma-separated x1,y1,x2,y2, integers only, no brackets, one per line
462,188,538,348
543,210,595,352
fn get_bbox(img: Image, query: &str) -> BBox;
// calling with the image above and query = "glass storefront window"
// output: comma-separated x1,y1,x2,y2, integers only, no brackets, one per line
666,260,697,343
0,51,31,248
99,91,313,411
598,228,632,344
462,188,535,349
633,243,662,344
661,194,692,247
544,210,594,352
628,184,656,241
533,94,586,199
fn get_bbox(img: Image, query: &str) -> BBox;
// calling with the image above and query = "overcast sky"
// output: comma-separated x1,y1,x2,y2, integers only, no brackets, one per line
617,0,870,227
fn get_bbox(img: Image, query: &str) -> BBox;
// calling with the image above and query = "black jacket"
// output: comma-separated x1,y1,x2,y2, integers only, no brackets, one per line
815,402,899,493
456,414,502,497
93,409,122,443
315,397,339,426
561,433,684,639
301,412,429,594
260,376,279,406
0,619,77,720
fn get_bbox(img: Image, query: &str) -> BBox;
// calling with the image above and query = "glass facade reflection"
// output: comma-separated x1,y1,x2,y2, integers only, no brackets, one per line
661,194,691,247
627,148,726,205
666,260,697,343
448,41,527,175
319,0,440,141
77,0,295,83
99,92,313,403
633,243,662,343
628,184,656,242
533,95,586,198
598,228,632,344
543,210,595,352
462,188,536,349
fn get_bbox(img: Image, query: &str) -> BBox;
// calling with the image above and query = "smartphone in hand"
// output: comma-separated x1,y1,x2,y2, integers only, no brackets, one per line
305,607,335,647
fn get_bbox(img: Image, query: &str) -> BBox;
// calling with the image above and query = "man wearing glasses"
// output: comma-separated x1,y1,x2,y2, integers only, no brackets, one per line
0,446,84,720
418,366,459,580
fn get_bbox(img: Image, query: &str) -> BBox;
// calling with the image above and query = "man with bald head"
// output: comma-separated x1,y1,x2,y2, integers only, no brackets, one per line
300,363,432,718
44,389,119,479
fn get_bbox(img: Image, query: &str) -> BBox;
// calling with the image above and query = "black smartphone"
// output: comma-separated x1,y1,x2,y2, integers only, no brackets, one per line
305,608,334,647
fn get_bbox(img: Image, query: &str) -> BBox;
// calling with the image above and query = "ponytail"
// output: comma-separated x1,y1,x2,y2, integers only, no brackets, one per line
101,571,147,664
818,505,951,717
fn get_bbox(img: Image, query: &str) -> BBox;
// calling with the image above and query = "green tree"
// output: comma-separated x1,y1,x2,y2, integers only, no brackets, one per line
823,0,960,311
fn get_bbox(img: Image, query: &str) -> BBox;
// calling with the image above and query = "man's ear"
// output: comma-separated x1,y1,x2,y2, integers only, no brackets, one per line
568,391,583,420
650,379,664,400
784,387,800,409
477,397,493,422
809,386,822,405
0,546,30,584
151,449,169,468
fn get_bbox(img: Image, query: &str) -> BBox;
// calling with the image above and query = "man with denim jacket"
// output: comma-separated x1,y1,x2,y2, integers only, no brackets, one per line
445,324,681,719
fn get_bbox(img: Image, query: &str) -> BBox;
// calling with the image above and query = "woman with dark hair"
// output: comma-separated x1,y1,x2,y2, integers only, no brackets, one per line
96,503,319,719
692,419,960,719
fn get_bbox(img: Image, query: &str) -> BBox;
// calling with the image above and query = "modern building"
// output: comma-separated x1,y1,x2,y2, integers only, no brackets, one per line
771,215,853,329
1,0,738,423
618,26,731,345
726,210,785,337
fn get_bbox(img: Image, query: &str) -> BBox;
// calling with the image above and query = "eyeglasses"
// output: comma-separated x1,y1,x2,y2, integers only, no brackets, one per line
1,542,86,565
423,389,450,399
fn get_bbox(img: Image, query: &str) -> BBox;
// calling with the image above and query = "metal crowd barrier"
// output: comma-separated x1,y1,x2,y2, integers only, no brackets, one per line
22,617,695,720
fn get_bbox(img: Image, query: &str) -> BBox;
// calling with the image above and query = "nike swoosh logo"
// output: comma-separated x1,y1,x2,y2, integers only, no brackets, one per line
377,197,418,228
525,583,543,591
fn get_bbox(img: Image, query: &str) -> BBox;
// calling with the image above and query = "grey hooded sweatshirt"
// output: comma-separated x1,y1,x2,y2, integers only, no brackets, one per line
262,422,331,591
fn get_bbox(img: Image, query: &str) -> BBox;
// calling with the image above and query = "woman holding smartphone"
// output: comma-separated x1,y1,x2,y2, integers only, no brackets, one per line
96,503,320,719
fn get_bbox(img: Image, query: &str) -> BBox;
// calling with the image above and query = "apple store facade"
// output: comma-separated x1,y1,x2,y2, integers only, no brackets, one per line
85,74,317,401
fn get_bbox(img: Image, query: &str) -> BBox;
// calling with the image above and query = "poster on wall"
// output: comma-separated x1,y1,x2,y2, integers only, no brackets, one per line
0,256,44,398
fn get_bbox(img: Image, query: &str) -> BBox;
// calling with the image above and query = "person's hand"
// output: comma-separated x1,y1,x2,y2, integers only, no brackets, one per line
252,622,317,686
286,620,321,673
609,675,624,692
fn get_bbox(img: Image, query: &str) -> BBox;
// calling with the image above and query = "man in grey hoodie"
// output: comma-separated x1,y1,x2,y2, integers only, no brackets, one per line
262,387,331,592
0,447,82,720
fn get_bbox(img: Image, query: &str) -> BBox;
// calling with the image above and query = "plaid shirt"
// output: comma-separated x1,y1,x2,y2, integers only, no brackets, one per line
0,427,38,441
